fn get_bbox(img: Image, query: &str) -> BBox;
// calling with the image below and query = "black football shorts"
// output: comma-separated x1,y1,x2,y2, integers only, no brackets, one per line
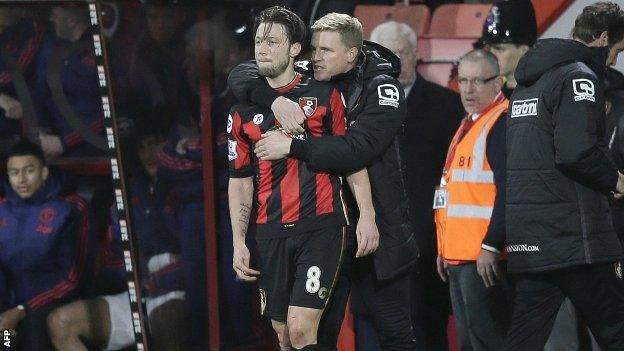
256,225,347,322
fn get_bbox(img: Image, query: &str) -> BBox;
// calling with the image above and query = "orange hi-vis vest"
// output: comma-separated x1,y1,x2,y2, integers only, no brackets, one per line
435,93,508,264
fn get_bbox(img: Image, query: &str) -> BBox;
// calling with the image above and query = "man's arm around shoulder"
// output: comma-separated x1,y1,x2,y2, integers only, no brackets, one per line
290,75,407,172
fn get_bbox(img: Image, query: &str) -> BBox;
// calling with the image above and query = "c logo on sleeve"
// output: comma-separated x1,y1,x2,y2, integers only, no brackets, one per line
378,84,400,108
573,79,595,102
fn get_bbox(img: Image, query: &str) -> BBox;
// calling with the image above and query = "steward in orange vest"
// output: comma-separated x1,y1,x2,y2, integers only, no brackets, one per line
435,50,512,351
435,92,508,264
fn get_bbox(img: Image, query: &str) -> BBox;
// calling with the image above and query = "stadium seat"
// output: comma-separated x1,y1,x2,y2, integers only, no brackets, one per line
417,37,475,62
354,4,431,39
428,4,491,37
417,37,474,87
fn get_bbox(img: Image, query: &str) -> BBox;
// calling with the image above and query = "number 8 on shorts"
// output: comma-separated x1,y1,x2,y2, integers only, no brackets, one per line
306,266,321,293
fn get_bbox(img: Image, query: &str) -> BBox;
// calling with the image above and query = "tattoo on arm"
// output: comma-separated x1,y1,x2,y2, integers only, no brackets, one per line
239,202,252,234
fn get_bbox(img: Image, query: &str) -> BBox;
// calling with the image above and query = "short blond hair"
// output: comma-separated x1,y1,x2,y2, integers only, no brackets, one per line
311,13,363,51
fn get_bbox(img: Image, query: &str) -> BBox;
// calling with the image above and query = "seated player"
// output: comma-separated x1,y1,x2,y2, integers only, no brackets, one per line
0,139,93,351
0,8,47,143
155,121,207,350
34,6,104,157
46,125,188,351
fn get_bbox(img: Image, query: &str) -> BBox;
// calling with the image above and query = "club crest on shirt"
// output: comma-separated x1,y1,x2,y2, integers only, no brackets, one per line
36,208,55,235
39,207,56,224
299,97,317,117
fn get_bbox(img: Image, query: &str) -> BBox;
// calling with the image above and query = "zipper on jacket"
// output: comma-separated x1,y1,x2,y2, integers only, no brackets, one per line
575,183,593,264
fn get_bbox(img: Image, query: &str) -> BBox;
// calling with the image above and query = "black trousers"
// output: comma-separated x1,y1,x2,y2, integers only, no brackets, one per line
351,256,417,351
317,234,416,351
411,252,451,351
504,262,624,351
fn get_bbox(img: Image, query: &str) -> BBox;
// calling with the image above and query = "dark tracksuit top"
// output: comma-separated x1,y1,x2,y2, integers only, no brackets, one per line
0,19,46,139
101,169,184,297
157,124,203,204
0,172,93,313
155,128,207,347
33,29,105,157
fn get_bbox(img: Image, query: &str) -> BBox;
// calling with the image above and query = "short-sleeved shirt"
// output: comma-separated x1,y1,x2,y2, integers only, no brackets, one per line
228,73,347,238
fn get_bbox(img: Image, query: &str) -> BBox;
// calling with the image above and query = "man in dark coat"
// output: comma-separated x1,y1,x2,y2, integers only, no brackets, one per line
369,20,464,351
505,2,624,350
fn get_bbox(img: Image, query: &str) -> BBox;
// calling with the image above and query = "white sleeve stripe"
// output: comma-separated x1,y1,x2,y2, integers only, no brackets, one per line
481,243,500,254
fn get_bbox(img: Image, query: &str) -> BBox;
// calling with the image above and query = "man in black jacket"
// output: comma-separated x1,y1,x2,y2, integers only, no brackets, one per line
478,2,586,349
505,2,624,350
229,12,419,351
369,20,463,351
